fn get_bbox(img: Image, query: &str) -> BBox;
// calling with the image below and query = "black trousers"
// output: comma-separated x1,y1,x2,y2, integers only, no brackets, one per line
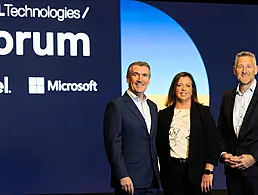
115,186,159,195
114,176,159,195
162,157,211,195
226,171,258,195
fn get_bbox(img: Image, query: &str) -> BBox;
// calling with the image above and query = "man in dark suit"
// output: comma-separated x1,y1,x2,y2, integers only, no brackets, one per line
103,61,160,195
218,51,258,195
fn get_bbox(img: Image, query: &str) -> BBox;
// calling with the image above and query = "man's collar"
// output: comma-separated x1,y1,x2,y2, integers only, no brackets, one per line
127,89,147,101
236,79,257,95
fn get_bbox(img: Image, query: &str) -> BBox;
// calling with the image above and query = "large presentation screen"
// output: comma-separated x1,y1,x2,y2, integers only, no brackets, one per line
1,0,258,194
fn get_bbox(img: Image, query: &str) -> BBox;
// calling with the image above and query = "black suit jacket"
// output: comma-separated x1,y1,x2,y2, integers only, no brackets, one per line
103,92,160,188
156,102,219,188
218,85,258,177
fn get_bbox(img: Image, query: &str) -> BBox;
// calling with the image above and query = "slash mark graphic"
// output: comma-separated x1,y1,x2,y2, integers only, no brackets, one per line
82,7,89,19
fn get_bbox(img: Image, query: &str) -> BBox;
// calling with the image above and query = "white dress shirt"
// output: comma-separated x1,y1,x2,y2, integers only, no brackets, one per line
127,90,151,134
233,79,256,137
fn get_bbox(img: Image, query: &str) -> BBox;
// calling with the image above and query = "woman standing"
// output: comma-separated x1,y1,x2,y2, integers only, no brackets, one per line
156,72,220,195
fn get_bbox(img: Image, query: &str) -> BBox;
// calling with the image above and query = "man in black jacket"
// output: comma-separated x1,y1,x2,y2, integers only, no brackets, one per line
218,51,258,195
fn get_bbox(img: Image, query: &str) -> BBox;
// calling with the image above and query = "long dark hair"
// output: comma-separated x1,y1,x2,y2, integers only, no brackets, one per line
165,72,198,107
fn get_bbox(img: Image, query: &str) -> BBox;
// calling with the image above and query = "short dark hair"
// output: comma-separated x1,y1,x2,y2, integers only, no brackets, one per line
126,61,151,78
165,72,198,107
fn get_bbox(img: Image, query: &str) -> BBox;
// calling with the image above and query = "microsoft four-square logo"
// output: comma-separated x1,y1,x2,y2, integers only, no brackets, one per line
28,77,45,94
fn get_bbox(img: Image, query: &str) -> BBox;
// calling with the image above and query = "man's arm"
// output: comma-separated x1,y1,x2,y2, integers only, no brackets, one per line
103,101,128,180
231,154,256,170
250,139,258,164
217,93,233,164
231,134,258,169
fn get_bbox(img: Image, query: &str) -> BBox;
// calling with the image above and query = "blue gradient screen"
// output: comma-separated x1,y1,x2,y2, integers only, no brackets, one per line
1,0,258,194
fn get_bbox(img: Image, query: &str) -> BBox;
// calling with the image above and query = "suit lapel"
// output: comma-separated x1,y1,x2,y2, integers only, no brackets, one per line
164,105,175,141
190,103,199,137
147,100,155,135
238,85,258,140
229,88,237,139
123,92,148,131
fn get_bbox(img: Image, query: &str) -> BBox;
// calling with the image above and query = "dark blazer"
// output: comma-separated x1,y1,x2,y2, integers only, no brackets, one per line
218,85,258,177
103,92,160,188
156,102,219,189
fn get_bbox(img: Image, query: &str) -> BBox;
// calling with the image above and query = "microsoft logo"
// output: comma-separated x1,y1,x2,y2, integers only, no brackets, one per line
28,76,98,94
28,77,45,94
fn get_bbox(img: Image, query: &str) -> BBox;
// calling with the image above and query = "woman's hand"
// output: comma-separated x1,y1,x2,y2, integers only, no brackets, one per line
201,173,213,193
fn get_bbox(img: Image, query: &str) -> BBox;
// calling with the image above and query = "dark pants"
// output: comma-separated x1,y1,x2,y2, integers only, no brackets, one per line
114,177,159,195
226,171,258,195
162,157,211,195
